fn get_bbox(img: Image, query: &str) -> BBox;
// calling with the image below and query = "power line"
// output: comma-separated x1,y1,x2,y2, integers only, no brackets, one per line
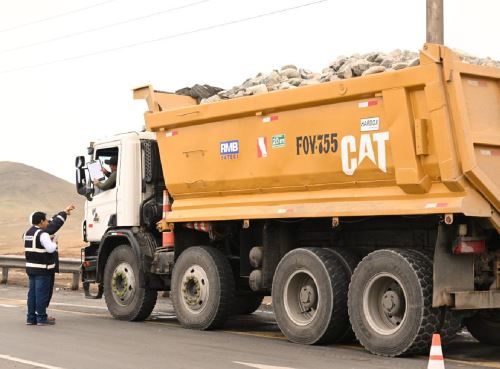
0,0,210,55
0,0,117,33
0,0,328,75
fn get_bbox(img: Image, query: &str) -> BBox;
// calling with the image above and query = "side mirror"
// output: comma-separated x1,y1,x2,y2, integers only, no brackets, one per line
75,156,85,169
75,167,93,201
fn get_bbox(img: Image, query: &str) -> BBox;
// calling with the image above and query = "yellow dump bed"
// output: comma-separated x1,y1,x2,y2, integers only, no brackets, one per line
137,44,500,230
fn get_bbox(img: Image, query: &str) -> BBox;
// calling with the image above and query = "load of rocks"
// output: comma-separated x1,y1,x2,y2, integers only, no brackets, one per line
181,49,499,104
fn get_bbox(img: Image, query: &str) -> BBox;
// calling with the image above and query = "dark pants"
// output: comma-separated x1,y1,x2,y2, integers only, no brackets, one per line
27,274,51,324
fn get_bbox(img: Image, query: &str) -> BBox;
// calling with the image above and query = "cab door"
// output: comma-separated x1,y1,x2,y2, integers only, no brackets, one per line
85,144,120,242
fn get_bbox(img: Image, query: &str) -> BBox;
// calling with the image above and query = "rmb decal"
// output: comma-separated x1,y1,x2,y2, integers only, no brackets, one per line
220,140,239,160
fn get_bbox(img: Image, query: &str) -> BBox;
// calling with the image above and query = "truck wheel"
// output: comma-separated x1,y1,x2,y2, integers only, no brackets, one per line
439,309,463,345
272,248,349,345
465,310,500,345
348,249,440,356
411,250,462,345
171,246,234,330
323,247,360,343
103,245,157,321
233,294,264,315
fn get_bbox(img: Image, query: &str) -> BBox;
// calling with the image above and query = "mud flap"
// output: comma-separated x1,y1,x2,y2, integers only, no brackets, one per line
433,225,474,307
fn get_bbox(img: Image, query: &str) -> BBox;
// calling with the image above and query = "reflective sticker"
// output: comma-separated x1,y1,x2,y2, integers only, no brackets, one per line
262,115,279,123
425,202,448,209
360,117,380,132
165,131,178,137
358,100,378,108
277,208,293,214
480,149,500,156
468,80,487,87
257,137,268,158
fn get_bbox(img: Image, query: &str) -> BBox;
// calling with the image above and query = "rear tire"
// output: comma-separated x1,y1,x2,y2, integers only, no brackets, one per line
272,248,349,345
465,310,500,345
103,245,157,321
171,246,234,330
439,309,463,345
348,249,440,356
323,248,360,343
412,249,463,345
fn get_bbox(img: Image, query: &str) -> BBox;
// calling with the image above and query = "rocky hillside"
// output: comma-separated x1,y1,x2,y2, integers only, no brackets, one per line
0,162,84,256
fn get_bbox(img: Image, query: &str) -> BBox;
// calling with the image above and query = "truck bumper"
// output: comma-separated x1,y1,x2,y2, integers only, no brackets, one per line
453,290,500,309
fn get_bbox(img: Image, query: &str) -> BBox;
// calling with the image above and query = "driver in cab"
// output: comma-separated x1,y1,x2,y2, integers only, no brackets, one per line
93,156,117,191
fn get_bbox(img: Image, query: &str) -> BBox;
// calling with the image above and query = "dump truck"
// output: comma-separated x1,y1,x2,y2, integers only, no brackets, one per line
76,44,500,356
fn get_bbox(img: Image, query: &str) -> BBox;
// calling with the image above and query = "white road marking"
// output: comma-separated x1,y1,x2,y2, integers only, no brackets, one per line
0,354,64,369
0,298,107,310
48,302,107,310
0,304,17,308
233,361,295,369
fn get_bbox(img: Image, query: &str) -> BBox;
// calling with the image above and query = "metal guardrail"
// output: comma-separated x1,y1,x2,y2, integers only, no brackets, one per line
0,255,81,290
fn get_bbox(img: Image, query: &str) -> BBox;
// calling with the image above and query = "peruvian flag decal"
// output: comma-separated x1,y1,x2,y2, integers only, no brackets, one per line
257,137,268,158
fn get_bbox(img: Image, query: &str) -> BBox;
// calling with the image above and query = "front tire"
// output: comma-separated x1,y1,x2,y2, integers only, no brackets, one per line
272,248,349,345
171,246,235,330
103,245,157,321
348,249,440,356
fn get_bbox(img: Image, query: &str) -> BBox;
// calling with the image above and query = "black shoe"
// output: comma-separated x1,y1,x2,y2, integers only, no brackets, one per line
37,319,56,326
26,321,37,325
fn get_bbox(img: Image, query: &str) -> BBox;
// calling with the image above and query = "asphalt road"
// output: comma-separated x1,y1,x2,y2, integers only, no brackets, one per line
1,285,499,369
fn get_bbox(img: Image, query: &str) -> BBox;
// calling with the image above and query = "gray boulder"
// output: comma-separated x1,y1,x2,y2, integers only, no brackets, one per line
280,68,301,79
362,65,386,76
245,84,268,95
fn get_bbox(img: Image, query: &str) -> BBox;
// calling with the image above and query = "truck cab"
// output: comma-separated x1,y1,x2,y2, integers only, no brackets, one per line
75,131,166,306
82,133,151,237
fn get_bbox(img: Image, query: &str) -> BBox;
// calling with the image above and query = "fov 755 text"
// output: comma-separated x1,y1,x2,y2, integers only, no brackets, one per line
296,133,338,155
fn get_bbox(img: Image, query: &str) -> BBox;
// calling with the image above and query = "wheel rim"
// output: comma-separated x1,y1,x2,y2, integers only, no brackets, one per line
111,262,136,306
179,264,209,314
283,269,319,326
363,272,408,335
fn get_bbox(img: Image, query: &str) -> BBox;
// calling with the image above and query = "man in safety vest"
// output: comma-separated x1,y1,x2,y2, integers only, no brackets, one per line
23,207,74,325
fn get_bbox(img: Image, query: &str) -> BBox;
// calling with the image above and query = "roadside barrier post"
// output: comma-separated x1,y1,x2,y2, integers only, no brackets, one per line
1,267,8,284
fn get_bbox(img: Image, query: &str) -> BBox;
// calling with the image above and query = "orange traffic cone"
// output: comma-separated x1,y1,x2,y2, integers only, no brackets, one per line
427,334,445,369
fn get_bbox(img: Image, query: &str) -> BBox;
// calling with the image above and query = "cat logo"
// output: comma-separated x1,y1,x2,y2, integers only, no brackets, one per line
341,132,390,175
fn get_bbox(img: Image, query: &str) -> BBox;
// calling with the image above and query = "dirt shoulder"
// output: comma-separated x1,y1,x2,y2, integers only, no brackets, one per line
4,269,81,290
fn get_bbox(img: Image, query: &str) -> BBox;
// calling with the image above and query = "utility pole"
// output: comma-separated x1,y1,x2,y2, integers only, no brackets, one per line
426,0,444,44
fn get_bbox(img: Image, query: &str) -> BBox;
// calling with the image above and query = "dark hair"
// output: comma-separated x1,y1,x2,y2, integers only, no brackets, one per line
105,156,118,166
31,211,47,225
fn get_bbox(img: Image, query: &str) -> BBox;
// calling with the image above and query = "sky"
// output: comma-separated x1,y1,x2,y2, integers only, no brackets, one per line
0,0,499,183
